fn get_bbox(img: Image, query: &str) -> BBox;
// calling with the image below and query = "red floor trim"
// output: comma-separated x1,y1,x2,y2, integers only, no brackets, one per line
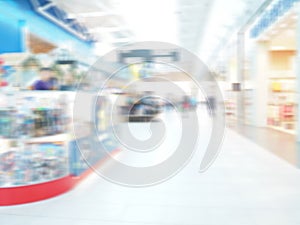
0,176,74,206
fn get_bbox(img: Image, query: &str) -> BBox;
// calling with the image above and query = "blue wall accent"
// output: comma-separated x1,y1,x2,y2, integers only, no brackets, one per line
0,11,25,53
0,0,94,58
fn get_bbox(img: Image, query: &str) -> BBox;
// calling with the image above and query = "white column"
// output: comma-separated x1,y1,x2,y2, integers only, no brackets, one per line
252,41,269,127
237,32,245,124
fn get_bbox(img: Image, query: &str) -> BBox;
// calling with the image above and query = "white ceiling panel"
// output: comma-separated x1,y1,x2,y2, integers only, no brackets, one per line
51,0,266,62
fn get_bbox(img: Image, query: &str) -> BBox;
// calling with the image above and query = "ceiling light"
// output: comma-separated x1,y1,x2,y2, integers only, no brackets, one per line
279,23,287,28
270,46,286,50
270,30,277,34
77,11,117,18
66,13,76,19
89,26,126,33
260,36,269,41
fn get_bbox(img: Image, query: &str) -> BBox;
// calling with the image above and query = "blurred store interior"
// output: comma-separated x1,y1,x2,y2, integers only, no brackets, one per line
1,0,300,225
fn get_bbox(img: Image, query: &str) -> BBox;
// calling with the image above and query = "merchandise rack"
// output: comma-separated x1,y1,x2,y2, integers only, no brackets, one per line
267,75,297,134
0,91,120,205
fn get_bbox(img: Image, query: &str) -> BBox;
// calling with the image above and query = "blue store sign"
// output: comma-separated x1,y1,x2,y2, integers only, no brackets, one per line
250,0,300,38
0,17,26,54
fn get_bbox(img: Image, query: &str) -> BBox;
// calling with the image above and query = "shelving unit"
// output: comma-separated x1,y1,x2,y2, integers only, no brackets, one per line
26,133,70,144
244,88,254,125
267,75,297,134
224,90,237,126
0,91,74,188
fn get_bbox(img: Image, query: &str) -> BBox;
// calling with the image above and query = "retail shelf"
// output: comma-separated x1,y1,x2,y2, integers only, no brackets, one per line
267,125,296,135
26,133,70,144
268,103,297,106
270,91,296,93
269,77,296,80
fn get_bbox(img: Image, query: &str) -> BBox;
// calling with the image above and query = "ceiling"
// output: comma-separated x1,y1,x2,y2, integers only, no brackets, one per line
257,8,297,50
51,0,267,64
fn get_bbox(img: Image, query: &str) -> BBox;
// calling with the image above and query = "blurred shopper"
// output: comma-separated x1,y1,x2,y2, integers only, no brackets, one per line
190,95,197,111
48,74,59,90
182,95,190,112
32,68,52,90
207,96,216,116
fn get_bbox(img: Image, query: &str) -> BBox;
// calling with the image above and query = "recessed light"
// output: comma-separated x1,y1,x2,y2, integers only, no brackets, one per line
279,23,287,28
271,46,286,50
261,36,269,41
270,30,277,35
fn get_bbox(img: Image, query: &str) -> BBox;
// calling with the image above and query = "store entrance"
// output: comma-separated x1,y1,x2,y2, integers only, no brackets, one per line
266,12,297,135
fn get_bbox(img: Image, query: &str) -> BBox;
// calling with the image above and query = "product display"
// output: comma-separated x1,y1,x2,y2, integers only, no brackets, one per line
224,89,237,125
0,107,68,138
267,78,297,134
0,142,67,187
0,91,74,187
0,0,119,205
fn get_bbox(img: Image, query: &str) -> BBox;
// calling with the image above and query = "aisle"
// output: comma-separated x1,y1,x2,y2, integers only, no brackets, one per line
1,113,300,225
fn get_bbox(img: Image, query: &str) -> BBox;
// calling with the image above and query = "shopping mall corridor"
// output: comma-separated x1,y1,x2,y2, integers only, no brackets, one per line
1,109,300,225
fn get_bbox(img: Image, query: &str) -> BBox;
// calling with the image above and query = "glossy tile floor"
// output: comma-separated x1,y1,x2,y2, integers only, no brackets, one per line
1,109,300,225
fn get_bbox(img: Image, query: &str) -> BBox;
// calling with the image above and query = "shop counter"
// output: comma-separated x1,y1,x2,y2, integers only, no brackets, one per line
0,90,120,205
